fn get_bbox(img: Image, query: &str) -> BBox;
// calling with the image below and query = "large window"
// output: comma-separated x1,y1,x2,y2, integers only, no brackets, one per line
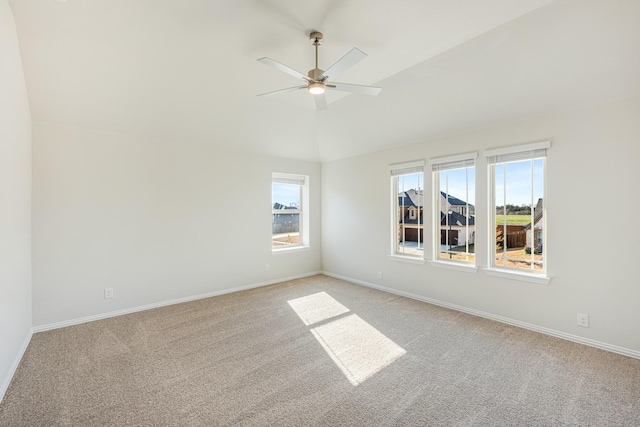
272,173,309,250
390,161,425,259
487,141,549,275
430,153,476,264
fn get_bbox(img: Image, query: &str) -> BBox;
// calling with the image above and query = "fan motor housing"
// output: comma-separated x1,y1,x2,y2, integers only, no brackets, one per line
308,68,325,80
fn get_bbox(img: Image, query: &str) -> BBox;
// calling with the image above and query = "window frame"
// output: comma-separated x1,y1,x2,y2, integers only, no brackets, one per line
271,172,309,252
429,152,478,269
389,160,425,263
485,141,550,283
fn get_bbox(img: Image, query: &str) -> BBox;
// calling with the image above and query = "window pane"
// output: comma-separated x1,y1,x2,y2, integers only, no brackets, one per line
494,159,544,271
272,182,301,247
272,183,300,207
438,167,475,263
394,172,423,257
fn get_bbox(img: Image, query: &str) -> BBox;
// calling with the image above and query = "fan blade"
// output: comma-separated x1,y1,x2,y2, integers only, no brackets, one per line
321,48,367,80
313,94,327,111
328,82,382,96
257,85,306,97
257,57,309,81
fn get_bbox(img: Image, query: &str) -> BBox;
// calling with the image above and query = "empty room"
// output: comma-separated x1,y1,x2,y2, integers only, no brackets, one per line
1,0,639,425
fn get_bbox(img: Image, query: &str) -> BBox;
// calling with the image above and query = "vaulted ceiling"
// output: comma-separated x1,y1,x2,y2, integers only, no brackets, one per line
9,0,640,161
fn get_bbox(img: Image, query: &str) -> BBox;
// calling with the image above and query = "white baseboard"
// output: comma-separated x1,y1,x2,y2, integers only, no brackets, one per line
33,271,323,333
323,271,640,360
0,329,33,405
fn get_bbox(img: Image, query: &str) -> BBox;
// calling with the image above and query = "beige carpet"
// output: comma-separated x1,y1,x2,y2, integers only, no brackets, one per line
1,275,639,426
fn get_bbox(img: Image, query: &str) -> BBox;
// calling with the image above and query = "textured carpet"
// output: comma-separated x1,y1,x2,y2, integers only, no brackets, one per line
1,275,639,426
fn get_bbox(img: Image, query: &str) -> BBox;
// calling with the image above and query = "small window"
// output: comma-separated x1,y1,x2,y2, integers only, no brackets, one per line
430,153,477,264
272,173,309,250
390,161,425,259
487,141,549,274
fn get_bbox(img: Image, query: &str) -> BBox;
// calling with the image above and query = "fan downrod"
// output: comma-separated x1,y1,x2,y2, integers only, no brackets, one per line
308,31,325,81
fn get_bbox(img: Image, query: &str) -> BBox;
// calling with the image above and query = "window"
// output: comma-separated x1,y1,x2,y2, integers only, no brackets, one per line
487,141,549,275
430,152,477,264
390,161,425,259
272,173,309,250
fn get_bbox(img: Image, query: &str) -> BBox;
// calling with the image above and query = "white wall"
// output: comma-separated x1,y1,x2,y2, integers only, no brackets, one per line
32,123,321,326
322,96,640,353
0,0,32,399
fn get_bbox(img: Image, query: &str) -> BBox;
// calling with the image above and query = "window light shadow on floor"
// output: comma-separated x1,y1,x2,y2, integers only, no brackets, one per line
288,292,406,386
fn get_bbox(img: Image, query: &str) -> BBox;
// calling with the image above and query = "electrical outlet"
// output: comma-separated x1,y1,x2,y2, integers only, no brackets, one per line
377,272,383,280
265,264,270,272
104,288,114,299
577,313,589,328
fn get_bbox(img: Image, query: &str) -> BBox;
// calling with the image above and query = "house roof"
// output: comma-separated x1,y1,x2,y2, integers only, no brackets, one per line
405,189,424,208
398,195,414,208
397,189,423,208
441,211,475,227
441,191,473,207
398,190,473,211
8,1,640,162
273,203,298,211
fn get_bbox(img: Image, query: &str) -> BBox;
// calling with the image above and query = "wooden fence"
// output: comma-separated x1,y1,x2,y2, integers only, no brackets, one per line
497,225,527,249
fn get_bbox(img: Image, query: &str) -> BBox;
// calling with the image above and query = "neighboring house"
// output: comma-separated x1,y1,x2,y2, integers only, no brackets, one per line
440,210,476,247
440,191,475,216
272,203,299,234
398,189,424,243
525,198,544,252
397,190,475,247
440,191,476,247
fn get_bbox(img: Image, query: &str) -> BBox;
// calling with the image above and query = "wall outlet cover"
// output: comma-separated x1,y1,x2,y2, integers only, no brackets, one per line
577,313,589,327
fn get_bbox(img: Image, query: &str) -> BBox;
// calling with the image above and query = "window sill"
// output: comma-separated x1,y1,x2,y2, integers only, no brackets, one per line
429,260,478,273
388,255,425,265
272,246,310,255
483,267,551,285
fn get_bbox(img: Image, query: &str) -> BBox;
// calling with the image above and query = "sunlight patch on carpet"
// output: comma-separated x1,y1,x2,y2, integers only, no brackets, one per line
287,292,349,326
288,292,406,386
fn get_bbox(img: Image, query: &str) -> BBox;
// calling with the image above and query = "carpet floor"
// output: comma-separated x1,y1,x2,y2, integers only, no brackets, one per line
1,274,639,426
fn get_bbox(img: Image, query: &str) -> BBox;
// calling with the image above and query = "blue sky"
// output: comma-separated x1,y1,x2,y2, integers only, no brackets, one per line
399,159,543,207
397,170,477,206
495,159,543,206
273,159,543,208
439,168,476,206
272,183,300,207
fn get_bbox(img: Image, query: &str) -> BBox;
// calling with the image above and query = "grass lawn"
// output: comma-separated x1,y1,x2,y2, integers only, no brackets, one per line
495,215,532,226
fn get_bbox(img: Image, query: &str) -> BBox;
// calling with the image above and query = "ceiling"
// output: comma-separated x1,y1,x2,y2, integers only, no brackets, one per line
8,0,640,162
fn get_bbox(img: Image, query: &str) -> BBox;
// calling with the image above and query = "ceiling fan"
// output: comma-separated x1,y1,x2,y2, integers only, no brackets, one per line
257,32,382,111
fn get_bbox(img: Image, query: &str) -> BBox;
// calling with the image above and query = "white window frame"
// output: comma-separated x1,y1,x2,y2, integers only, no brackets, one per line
389,160,425,263
272,173,309,252
485,141,550,284
430,152,478,272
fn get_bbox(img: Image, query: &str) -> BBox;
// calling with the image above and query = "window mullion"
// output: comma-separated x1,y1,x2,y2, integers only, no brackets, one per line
503,163,507,264
445,171,449,258
401,176,405,254
530,159,534,270
465,167,469,261
418,173,422,250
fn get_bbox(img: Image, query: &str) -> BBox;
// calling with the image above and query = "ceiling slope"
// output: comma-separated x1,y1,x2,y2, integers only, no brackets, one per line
8,0,640,161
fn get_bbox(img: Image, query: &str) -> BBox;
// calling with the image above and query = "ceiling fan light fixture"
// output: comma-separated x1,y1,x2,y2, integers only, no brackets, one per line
308,82,325,95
